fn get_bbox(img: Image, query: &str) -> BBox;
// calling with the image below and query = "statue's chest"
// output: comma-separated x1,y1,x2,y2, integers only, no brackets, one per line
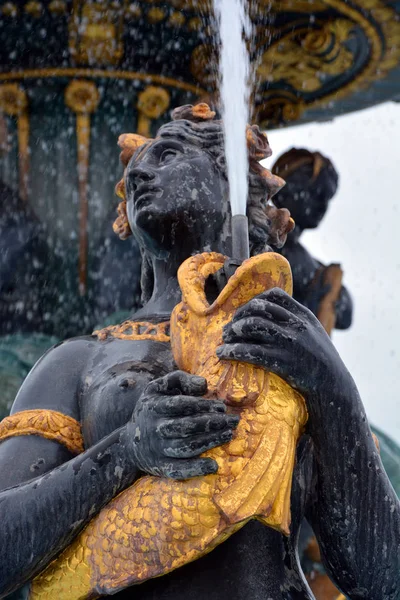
80,338,174,447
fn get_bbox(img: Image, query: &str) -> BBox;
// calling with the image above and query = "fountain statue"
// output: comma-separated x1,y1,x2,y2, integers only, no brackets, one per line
0,105,398,600
271,148,400,598
271,148,352,336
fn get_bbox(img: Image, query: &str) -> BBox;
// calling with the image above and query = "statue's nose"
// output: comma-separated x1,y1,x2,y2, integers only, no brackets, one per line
129,166,156,184
126,166,157,196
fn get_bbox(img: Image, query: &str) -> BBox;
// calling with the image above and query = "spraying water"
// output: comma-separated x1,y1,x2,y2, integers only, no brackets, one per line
213,0,252,218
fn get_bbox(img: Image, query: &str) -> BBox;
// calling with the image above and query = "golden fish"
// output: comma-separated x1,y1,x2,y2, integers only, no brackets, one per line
31,252,307,599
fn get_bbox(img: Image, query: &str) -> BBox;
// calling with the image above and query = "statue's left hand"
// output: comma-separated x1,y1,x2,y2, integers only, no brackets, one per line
217,287,347,402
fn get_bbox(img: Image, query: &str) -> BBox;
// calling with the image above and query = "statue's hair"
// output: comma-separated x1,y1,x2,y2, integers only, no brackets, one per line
113,103,288,303
272,147,338,191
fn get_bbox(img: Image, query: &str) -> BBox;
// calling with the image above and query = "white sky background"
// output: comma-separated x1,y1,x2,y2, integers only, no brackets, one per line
262,102,400,442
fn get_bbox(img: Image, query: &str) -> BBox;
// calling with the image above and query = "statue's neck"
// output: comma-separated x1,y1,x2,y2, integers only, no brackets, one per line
286,225,303,245
133,240,229,321
133,258,181,321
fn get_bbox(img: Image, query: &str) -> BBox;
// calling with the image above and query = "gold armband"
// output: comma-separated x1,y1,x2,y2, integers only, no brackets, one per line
0,409,84,455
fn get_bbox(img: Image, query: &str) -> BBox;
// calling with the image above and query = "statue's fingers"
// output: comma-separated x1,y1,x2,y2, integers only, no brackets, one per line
158,414,239,439
160,457,218,480
262,287,303,311
216,342,290,376
153,396,226,416
223,316,288,345
232,297,293,323
162,429,234,458
146,371,207,397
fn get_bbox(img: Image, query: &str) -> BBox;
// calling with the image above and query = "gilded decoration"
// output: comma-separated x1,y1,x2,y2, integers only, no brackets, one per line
1,2,18,17
24,1,43,17
191,44,218,89
0,83,28,116
1,0,397,128
69,0,126,66
126,3,142,18
93,321,171,342
137,86,171,137
147,6,166,23
0,83,30,201
257,20,354,93
188,0,400,126
169,10,186,27
0,409,84,455
48,0,67,16
0,69,204,95
253,0,400,126
64,79,100,115
65,80,100,295
31,252,307,599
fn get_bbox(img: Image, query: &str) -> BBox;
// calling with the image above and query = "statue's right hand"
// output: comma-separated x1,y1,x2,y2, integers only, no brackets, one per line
128,371,239,480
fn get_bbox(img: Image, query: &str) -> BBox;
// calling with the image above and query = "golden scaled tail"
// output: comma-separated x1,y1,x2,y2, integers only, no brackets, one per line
30,252,307,600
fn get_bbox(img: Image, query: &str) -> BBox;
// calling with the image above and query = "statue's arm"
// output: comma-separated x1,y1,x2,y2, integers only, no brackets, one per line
0,343,235,597
0,339,140,598
217,288,399,599
304,373,399,599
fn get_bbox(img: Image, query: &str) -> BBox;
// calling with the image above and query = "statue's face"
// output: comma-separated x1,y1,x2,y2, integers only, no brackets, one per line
274,167,336,230
125,138,229,257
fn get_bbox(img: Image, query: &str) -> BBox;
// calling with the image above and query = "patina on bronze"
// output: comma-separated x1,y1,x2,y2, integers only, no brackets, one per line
0,106,399,600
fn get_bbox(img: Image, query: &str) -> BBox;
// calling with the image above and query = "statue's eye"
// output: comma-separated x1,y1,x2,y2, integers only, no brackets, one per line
159,148,179,164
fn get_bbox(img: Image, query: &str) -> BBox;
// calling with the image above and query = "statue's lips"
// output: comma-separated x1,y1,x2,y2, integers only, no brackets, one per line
134,187,162,210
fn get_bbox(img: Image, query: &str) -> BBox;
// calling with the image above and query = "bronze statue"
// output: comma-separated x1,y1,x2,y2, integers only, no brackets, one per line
0,105,398,600
272,148,352,335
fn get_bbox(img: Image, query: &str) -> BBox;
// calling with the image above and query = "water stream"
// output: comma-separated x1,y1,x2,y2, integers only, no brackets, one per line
213,0,252,217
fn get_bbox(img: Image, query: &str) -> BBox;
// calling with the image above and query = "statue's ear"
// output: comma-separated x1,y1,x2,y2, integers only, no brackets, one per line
246,125,272,161
112,201,132,241
114,133,150,240
118,133,149,167
112,179,132,240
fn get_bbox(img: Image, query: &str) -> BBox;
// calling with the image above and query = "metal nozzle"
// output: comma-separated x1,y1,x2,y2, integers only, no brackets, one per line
231,214,250,263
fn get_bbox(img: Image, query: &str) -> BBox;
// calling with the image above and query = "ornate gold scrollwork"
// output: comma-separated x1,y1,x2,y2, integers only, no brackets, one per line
126,2,141,19
147,6,166,23
65,79,100,114
273,0,327,11
0,69,204,96
255,0,400,127
163,0,211,11
0,83,30,201
65,80,100,296
69,1,127,66
190,44,218,88
168,11,186,27
48,0,67,16
137,86,171,137
257,20,354,93
1,2,18,17
25,1,43,17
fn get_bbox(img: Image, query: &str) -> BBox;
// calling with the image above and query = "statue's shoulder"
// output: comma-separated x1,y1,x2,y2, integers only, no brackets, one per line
10,336,97,418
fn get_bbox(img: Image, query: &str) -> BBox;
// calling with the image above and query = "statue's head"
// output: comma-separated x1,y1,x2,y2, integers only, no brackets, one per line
113,104,291,301
272,148,339,230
